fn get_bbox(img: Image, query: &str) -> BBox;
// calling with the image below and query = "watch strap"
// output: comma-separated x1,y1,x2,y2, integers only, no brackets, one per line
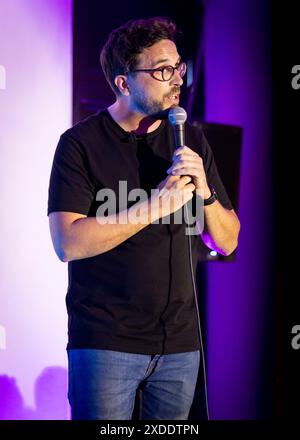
204,187,218,206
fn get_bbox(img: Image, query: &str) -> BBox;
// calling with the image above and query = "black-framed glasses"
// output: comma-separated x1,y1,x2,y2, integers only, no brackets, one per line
130,61,187,82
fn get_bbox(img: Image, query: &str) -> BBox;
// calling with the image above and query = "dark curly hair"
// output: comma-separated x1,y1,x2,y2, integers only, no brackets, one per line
100,17,179,96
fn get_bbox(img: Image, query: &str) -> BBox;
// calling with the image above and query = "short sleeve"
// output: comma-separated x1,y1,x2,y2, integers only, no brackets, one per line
47,133,95,216
199,131,233,210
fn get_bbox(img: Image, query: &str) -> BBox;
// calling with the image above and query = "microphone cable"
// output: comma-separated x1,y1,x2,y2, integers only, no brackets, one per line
168,106,210,420
184,202,210,421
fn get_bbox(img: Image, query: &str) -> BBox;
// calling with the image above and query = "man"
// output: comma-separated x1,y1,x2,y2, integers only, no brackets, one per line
48,17,240,420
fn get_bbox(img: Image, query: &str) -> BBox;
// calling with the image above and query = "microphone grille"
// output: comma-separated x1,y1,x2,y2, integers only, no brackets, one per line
168,106,187,126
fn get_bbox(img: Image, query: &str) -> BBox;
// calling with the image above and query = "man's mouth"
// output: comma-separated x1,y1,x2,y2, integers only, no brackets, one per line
166,94,180,102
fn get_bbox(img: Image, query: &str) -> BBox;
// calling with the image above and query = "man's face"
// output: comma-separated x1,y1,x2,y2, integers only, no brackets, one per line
127,39,184,116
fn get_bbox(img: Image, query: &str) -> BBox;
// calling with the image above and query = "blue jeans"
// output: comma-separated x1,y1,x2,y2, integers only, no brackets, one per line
68,349,200,420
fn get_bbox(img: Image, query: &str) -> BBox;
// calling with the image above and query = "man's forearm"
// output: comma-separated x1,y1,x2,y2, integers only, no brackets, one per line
197,201,240,256
62,200,153,262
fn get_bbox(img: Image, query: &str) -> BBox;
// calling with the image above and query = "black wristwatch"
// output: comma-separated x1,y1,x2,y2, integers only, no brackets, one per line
204,187,218,206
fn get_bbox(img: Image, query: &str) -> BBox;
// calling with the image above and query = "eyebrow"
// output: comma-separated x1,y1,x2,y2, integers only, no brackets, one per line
152,56,181,68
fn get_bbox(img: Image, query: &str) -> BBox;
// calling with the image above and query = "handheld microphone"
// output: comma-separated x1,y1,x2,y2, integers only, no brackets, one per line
168,106,187,148
168,110,209,421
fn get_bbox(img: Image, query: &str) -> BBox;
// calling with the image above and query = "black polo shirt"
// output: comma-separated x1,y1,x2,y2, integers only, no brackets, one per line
47,109,233,354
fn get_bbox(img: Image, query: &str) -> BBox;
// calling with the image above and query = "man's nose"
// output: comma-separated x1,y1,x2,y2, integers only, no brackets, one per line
170,68,184,86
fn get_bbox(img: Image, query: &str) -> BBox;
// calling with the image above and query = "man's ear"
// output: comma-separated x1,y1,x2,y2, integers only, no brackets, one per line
114,75,130,96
